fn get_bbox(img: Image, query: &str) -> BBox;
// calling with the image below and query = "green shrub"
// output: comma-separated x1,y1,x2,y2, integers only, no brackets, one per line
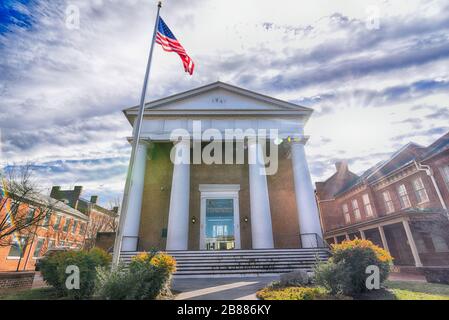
314,239,392,296
95,252,176,300
40,248,111,299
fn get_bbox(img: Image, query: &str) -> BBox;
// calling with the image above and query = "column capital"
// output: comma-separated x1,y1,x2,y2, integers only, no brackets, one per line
287,135,310,145
172,138,191,146
126,137,152,146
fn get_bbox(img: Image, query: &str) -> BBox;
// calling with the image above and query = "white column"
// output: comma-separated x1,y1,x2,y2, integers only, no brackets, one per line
122,141,148,251
378,226,390,253
402,220,423,267
248,140,274,249
360,229,366,240
166,140,191,250
290,141,324,248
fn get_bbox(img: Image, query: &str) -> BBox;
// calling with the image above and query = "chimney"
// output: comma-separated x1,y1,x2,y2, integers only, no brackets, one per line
90,195,98,204
112,206,119,214
335,160,348,172
50,186,61,199
72,186,83,210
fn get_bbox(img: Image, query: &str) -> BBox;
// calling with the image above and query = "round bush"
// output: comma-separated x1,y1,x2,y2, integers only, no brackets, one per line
40,248,111,299
314,239,392,296
95,252,177,300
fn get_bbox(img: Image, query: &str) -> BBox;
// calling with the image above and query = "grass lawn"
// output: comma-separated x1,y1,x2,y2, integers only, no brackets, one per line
257,281,449,300
383,280,449,300
0,287,60,300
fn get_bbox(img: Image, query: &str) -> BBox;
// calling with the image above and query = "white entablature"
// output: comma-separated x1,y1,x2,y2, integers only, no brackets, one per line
123,81,313,141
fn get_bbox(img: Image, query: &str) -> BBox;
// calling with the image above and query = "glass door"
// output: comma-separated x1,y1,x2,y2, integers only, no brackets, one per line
205,198,235,250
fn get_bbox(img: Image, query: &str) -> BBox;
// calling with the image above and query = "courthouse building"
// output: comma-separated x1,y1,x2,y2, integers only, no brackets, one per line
119,82,324,255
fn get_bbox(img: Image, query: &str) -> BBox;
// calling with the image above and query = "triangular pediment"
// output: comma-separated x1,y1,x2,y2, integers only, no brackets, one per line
124,82,312,116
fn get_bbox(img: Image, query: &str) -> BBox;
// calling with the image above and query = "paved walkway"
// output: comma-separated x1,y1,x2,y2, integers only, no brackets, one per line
388,272,427,282
172,276,279,300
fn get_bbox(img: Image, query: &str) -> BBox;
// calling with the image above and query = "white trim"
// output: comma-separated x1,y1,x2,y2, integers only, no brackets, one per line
6,256,21,260
199,184,240,193
125,81,313,113
199,184,241,250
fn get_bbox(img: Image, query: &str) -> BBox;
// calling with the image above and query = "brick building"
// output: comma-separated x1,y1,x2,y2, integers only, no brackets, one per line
316,131,449,269
0,193,88,272
50,186,118,249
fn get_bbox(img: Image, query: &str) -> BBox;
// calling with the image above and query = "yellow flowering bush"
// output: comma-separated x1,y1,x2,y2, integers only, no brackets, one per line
315,239,392,296
150,252,177,274
97,251,177,300
257,286,333,300
332,239,393,263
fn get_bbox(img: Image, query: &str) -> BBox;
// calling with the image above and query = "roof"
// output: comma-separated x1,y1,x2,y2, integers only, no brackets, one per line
78,198,118,217
333,131,449,197
40,194,89,220
123,81,314,123
420,131,449,160
3,190,88,221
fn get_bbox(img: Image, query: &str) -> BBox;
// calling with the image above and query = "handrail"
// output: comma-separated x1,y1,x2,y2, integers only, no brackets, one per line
121,236,140,252
299,233,332,250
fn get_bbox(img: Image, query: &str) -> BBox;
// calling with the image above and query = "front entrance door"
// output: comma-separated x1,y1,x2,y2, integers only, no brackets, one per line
205,199,235,250
199,185,241,250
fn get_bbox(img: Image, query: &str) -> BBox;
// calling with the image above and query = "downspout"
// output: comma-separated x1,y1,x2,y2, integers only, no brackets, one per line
414,160,448,219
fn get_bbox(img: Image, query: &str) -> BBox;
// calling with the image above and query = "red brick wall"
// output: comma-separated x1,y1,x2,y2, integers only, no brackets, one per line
374,171,442,217
318,166,447,234
0,271,35,291
426,151,449,208
0,200,87,272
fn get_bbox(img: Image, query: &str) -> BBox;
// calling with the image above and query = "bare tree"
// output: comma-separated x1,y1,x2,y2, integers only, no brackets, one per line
0,164,55,248
107,196,120,232
83,203,119,250
0,164,56,271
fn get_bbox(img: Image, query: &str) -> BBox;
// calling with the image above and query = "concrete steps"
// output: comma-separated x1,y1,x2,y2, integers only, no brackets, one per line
120,248,330,278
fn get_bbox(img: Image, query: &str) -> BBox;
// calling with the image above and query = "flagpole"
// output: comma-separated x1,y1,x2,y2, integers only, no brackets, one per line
112,1,162,268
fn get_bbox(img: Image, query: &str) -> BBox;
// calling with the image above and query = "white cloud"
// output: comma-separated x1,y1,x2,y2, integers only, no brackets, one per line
1,0,449,204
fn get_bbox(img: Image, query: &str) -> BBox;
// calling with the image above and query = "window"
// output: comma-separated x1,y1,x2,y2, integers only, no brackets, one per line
80,223,86,235
54,216,61,230
42,212,52,227
26,207,36,223
432,235,449,253
63,218,71,232
362,194,374,217
397,184,411,208
413,177,429,204
72,220,78,234
382,191,395,214
440,165,449,191
59,241,65,247
48,240,55,249
8,237,28,258
352,199,361,220
342,204,350,224
33,238,45,258
10,200,19,216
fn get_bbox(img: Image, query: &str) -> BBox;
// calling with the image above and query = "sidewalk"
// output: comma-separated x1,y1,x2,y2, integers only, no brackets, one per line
388,272,427,282
173,276,278,300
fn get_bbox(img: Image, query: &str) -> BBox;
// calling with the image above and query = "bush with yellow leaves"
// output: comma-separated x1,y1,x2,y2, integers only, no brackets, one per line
315,239,392,296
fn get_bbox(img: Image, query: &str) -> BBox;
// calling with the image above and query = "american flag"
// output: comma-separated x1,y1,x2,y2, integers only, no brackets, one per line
156,17,194,75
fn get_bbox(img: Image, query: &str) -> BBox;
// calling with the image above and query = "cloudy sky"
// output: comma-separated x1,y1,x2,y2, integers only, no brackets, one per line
1,0,449,206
